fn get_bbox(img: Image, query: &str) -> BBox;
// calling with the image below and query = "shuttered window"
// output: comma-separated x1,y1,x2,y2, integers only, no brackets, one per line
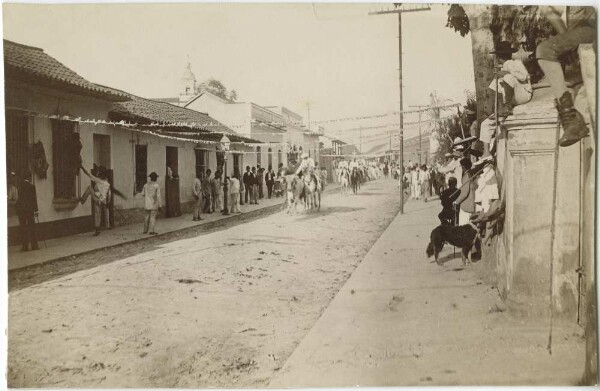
195,149,207,178
233,153,241,176
135,144,147,193
268,147,273,169
52,120,77,199
5,111,29,177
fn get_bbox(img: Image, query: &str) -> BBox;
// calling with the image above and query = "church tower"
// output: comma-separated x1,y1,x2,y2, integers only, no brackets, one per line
179,59,197,106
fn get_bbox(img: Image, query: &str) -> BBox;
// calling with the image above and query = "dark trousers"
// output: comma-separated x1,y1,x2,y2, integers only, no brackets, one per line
202,193,212,213
438,208,455,226
18,212,38,250
258,183,264,199
245,186,251,204
239,191,245,205
267,183,273,198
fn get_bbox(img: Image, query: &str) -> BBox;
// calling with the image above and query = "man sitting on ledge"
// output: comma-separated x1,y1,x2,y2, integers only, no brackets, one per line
536,5,595,147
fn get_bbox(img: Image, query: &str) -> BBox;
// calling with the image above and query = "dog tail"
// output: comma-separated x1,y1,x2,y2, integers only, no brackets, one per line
426,241,435,258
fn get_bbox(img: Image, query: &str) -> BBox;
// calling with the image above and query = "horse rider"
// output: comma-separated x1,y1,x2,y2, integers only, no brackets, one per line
295,152,321,190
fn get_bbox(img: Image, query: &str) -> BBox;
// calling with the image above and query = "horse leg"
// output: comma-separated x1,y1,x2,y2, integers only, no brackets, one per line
318,191,321,211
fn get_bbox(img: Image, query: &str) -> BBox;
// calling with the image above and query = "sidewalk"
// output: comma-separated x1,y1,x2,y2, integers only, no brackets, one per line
8,183,341,271
269,199,585,387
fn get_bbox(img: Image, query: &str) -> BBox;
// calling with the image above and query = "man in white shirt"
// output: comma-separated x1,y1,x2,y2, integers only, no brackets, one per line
81,165,111,236
410,166,419,200
192,172,203,221
438,154,463,188
296,152,321,189
229,173,241,213
141,172,161,235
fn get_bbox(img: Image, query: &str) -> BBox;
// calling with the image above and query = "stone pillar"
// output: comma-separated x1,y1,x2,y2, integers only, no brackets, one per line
497,88,582,318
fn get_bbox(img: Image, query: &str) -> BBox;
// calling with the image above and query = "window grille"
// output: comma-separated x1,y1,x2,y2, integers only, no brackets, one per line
5,111,28,177
52,120,77,199
135,144,147,193
195,149,207,178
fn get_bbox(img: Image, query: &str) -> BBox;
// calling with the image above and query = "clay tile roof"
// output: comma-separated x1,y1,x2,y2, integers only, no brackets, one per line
3,39,129,102
104,86,260,143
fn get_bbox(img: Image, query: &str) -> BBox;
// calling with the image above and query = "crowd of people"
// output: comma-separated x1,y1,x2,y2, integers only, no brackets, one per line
8,6,593,253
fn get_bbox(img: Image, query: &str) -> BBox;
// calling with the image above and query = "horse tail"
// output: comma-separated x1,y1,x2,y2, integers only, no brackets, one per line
426,241,435,258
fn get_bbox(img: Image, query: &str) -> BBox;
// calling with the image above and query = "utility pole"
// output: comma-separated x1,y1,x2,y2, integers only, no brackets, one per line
369,4,430,214
409,104,429,165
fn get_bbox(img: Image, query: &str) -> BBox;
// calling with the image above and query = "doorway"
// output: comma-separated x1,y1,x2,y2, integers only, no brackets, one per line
165,146,181,217
93,134,111,169
92,134,113,227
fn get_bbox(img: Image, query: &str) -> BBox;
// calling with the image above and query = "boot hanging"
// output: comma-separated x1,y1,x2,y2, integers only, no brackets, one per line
556,91,589,147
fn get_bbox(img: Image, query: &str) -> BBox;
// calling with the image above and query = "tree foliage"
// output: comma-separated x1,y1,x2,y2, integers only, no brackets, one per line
446,4,555,47
446,5,558,85
198,78,238,102
429,91,477,165
446,4,470,37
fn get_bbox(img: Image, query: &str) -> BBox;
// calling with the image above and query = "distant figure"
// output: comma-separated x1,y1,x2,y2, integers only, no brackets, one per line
192,172,203,221
211,170,221,212
251,166,259,205
15,169,39,251
257,164,264,199
230,172,241,213
421,165,431,199
202,169,212,214
243,166,252,205
141,172,161,235
265,166,275,199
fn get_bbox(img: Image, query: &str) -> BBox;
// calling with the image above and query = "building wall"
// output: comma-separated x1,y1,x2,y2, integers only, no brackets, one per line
487,87,583,319
403,133,431,165
186,94,251,135
6,83,260,242
6,83,115,234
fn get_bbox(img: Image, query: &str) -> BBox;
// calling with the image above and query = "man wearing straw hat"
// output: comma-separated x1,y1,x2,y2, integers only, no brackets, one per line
479,41,532,159
141,172,161,235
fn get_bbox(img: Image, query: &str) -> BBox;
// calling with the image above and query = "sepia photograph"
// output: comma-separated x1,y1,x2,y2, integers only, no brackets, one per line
2,1,598,387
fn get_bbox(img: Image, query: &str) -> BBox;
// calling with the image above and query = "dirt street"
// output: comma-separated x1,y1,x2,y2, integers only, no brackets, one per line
8,179,401,388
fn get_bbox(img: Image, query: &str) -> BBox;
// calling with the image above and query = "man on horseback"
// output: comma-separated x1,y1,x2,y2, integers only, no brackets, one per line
295,152,321,190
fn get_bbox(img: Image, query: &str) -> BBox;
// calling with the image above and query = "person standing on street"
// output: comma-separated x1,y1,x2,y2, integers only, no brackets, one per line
257,165,265,199
229,172,241,213
80,165,111,236
211,170,221,212
243,166,252,205
410,166,419,200
192,172,203,221
421,164,431,199
251,166,259,204
16,169,39,251
265,166,275,199
454,158,477,225
141,172,161,235
202,169,212,214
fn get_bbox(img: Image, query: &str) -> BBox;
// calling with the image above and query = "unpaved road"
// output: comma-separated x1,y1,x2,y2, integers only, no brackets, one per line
8,179,401,388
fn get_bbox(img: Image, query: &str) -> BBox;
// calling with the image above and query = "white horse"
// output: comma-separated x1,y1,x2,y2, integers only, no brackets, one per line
340,167,350,196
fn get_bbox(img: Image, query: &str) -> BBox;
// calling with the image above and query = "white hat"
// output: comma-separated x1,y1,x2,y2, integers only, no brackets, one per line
301,152,309,159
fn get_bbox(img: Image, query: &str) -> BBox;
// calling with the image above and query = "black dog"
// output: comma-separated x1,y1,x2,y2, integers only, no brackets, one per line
426,224,479,266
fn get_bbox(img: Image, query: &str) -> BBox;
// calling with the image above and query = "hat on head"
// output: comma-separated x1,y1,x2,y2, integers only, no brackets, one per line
301,152,309,159
148,172,159,179
490,41,518,55
453,135,478,150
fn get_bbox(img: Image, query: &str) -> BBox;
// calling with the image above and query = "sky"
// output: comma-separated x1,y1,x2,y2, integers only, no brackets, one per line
3,2,475,150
